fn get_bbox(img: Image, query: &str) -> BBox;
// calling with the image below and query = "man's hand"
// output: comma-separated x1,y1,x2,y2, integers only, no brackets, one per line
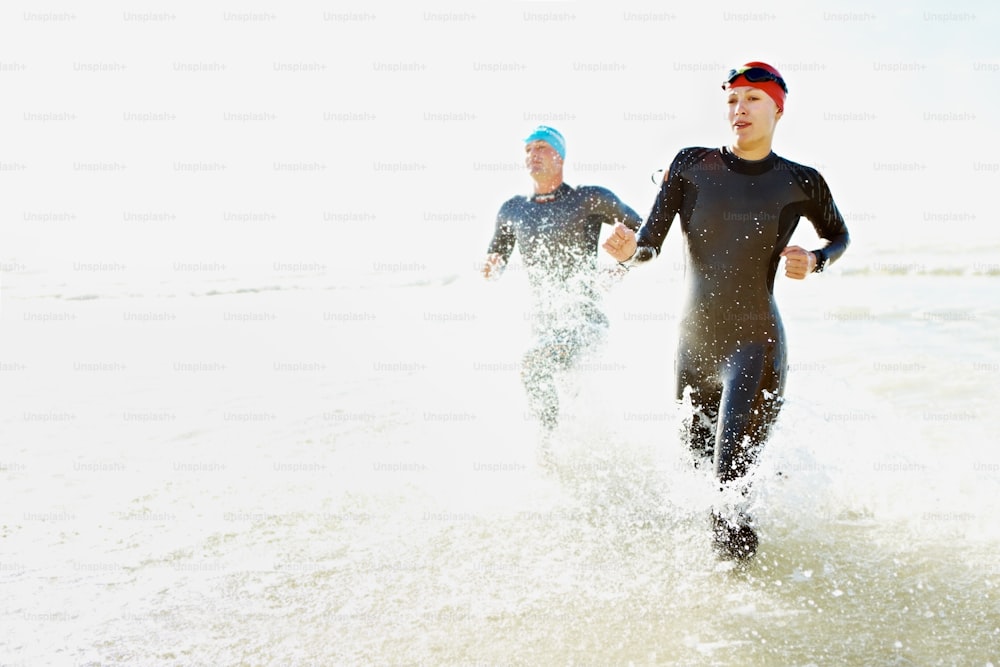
482,253,505,280
780,246,816,280
602,222,638,262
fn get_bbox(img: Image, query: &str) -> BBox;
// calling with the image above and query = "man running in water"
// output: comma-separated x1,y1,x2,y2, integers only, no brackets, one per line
483,126,642,437
603,63,850,560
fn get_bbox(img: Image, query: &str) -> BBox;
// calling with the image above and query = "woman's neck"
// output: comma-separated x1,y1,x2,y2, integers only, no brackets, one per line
729,142,772,161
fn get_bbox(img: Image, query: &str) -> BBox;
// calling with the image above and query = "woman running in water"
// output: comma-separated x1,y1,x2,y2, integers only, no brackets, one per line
603,62,850,560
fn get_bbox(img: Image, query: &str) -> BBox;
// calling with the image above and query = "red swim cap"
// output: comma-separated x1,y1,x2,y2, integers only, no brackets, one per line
724,61,787,112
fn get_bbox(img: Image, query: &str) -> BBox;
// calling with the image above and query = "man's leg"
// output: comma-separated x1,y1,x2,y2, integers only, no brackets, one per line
521,316,606,432
521,339,575,432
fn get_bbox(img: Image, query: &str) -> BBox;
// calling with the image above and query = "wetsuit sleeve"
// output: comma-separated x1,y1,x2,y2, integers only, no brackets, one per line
486,200,517,264
632,148,709,265
584,187,642,232
799,168,850,272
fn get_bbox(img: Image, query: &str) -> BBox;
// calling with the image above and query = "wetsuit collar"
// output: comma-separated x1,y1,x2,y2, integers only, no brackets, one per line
530,182,572,203
720,146,778,175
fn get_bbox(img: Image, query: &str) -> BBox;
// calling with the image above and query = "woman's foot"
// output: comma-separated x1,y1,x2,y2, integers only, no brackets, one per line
712,511,758,561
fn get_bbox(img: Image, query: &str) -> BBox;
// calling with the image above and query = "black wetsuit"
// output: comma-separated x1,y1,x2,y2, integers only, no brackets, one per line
632,146,849,524
488,182,642,429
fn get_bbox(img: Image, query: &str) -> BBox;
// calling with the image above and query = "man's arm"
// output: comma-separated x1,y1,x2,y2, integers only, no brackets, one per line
483,200,517,279
584,186,643,232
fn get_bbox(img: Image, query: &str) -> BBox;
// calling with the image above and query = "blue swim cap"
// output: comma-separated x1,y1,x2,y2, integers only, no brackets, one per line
524,125,566,159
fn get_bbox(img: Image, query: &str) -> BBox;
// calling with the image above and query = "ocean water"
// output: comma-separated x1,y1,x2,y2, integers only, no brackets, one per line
3,247,999,666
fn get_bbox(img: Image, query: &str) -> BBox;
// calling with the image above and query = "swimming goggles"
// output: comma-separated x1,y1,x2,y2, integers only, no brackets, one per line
722,66,788,93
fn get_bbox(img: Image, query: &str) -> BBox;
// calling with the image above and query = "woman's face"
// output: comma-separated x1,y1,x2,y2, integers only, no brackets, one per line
726,86,782,149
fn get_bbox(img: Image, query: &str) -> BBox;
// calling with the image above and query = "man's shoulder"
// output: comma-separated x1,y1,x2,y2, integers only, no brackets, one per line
574,184,618,199
497,194,529,214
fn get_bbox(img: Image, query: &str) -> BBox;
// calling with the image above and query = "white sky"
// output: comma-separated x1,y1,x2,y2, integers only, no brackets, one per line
0,1,996,277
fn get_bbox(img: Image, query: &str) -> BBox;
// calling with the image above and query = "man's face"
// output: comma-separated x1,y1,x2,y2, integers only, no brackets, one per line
524,140,563,177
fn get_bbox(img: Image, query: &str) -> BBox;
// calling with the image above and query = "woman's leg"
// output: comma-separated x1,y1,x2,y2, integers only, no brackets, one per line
711,345,785,559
